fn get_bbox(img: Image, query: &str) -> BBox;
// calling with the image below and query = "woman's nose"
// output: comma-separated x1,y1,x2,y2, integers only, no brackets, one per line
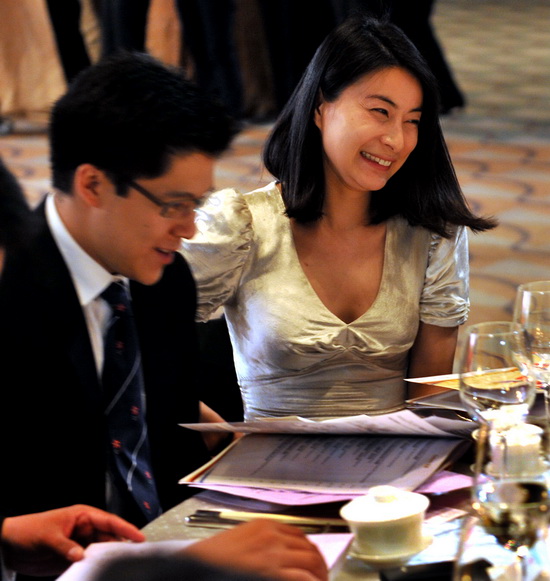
381,122,404,151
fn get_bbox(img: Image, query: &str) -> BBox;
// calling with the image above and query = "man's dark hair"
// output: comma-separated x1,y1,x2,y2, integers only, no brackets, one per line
0,157,31,252
49,52,239,194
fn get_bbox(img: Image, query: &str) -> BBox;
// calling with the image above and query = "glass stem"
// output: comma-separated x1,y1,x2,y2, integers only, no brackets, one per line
543,385,550,463
519,550,529,580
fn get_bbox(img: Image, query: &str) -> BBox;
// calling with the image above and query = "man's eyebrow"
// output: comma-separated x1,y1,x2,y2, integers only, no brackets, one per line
367,94,422,113
162,192,198,201
163,188,215,201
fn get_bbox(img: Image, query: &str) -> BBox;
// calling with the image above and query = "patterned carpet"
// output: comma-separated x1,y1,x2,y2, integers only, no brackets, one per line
1,0,549,357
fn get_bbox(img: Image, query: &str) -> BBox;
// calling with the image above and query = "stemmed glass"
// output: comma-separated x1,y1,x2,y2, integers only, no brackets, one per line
459,321,536,428
454,422,550,580
514,281,550,424
456,322,549,579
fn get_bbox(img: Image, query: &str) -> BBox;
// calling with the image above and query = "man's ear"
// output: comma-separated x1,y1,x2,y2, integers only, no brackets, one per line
74,164,105,208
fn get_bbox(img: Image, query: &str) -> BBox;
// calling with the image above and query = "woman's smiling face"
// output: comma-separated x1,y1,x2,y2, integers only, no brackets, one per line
314,66,423,197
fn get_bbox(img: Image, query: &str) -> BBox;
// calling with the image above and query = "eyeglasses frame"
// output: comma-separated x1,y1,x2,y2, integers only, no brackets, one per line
126,179,207,219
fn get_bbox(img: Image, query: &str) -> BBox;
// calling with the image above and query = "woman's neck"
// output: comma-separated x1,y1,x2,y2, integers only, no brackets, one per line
321,187,372,232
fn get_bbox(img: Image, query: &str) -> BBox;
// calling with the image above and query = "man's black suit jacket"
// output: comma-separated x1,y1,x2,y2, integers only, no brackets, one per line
0,203,210,520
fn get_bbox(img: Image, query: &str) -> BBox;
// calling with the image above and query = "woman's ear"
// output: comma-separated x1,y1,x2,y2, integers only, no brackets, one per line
313,92,325,130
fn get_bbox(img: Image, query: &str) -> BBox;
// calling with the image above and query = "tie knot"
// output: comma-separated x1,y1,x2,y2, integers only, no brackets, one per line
101,281,130,311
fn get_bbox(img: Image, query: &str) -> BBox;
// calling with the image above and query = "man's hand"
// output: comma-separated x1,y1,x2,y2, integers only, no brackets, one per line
182,519,328,581
1,504,145,576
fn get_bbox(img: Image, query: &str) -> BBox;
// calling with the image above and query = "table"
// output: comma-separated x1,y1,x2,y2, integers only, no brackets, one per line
141,490,464,580
141,427,474,579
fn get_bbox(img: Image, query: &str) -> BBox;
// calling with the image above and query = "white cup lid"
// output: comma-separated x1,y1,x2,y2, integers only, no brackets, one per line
340,485,429,523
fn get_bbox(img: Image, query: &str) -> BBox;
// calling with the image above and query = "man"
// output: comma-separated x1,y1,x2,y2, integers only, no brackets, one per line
0,158,145,578
0,52,233,528
0,58,327,581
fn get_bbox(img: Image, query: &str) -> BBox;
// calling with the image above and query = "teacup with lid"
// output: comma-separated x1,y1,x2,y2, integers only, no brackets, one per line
340,485,430,561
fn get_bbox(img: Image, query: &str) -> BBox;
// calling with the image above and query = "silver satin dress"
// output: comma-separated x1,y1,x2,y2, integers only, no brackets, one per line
180,182,470,420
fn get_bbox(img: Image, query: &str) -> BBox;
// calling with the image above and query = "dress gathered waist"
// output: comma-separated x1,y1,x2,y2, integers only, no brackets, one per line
240,375,407,420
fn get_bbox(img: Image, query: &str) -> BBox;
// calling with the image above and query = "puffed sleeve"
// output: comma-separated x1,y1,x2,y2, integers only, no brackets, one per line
420,225,470,327
180,188,253,322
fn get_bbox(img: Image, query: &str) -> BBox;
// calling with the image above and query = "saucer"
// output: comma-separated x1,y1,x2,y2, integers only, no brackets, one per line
348,533,433,568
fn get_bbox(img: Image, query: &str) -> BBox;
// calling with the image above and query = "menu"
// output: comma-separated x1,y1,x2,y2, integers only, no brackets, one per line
180,432,469,494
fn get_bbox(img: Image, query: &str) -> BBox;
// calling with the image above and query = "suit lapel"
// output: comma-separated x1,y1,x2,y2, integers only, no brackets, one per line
32,203,102,410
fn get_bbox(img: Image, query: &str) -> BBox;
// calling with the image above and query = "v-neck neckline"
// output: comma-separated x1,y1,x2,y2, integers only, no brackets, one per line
278,193,391,326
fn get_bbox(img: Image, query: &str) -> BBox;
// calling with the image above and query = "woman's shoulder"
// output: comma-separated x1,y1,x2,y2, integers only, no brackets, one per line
241,181,284,208
208,181,282,211
388,215,464,241
387,215,431,240
192,181,285,243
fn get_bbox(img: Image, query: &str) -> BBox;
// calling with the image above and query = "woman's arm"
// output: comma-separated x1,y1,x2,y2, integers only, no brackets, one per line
199,402,235,454
407,322,459,398
181,188,253,322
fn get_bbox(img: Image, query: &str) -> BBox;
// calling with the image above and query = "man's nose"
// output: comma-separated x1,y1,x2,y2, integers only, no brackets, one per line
171,213,197,240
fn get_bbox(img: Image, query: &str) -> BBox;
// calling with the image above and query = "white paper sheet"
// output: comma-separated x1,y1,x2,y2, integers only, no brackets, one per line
56,535,352,581
57,541,194,581
180,408,474,437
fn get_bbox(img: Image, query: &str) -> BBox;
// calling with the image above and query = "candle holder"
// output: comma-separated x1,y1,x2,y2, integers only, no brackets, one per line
485,422,547,480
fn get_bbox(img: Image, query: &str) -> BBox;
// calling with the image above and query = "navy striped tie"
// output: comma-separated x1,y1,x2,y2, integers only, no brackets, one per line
101,281,161,523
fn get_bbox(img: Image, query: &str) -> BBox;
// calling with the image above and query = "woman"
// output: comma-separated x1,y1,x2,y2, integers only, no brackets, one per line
181,16,496,420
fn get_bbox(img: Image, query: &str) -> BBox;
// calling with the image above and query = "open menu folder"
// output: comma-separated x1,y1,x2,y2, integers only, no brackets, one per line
179,432,469,495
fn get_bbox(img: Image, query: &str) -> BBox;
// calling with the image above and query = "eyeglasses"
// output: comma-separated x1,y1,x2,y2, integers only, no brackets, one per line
126,179,209,219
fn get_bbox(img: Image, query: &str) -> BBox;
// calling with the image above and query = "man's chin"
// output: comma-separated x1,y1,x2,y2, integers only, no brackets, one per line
134,269,165,286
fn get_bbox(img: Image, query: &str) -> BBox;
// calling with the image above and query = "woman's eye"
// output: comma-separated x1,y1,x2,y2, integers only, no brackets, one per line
372,108,389,116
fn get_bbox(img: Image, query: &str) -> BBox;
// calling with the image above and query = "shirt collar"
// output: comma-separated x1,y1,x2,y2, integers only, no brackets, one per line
45,193,128,306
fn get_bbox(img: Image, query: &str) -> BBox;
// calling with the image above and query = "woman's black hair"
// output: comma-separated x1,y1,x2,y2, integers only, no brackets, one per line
263,15,496,237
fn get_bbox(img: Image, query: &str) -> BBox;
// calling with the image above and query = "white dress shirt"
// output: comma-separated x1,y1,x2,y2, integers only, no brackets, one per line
45,193,128,375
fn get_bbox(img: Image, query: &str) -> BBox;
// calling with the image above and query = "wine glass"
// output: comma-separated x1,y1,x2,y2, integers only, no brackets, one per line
514,281,550,423
454,513,520,581
454,422,550,580
459,321,536,427
453,512,550,581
